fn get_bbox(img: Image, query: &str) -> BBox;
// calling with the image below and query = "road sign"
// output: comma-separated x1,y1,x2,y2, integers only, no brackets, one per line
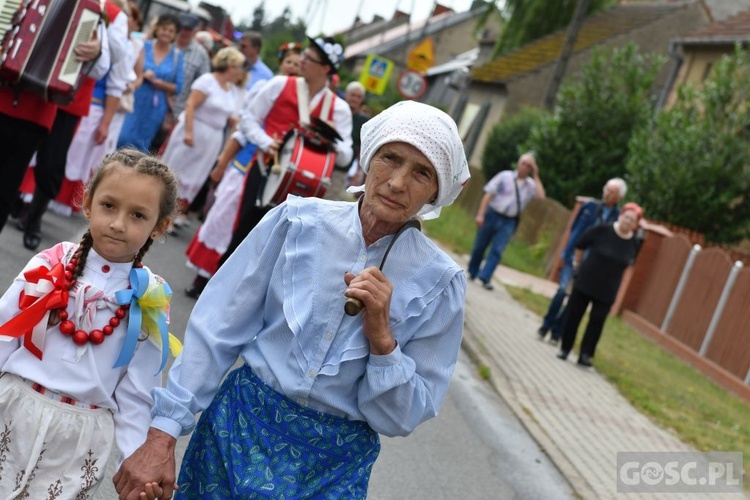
359,54,394,96
407,38,435,73
397,70,427,100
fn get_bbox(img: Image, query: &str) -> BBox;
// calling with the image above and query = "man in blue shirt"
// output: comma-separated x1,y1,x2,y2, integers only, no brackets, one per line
538,178,626,342
238,31,273,91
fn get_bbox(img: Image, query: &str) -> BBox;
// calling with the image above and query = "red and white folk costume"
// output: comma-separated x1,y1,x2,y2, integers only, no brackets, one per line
0,242,172,498
185,76,346,278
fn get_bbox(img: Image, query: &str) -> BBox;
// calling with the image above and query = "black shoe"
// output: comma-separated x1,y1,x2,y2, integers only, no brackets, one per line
23,231,42,250
556,350,569,360
185,285,203,299
537,326,549,340
577,354,592,367
481,280,494,291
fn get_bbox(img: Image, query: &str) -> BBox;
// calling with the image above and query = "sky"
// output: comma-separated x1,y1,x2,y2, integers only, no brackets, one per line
213,0,477,37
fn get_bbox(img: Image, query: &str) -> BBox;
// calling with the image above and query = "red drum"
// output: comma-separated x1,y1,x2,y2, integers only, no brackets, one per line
259,128,337,207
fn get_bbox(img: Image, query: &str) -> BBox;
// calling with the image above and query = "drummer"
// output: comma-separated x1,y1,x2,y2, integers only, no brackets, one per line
217,35,352,264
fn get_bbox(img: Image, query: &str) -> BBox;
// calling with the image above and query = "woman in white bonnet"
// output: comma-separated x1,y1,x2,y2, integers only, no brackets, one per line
115,101,471,499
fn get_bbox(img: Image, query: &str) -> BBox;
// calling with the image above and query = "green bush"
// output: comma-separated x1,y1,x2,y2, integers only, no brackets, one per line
626,47,750,244
525,44,664,206
481,107,547,181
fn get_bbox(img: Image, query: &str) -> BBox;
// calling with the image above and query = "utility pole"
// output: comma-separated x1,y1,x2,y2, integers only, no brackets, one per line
543,0,590,110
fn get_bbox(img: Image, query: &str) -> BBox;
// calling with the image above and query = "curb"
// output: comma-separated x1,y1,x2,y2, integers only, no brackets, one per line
461,324,592,499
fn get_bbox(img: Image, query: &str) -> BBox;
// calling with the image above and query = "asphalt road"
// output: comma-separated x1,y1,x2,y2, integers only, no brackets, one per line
0,208,572,499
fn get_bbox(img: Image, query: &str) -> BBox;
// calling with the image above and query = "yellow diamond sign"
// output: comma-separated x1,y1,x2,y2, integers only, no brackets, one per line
407,38,435,73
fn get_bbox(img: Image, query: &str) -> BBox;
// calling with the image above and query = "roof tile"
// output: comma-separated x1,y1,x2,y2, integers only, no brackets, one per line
472,3,688,83
678,7,750,43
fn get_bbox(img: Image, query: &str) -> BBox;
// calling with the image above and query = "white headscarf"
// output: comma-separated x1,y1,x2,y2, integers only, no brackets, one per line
350,101,471,220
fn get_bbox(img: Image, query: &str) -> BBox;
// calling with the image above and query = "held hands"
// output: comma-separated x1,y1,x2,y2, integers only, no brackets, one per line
343,268,397,355
114,428,178,500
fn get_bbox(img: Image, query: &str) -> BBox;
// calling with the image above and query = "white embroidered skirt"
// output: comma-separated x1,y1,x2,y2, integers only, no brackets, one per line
0,373,115,499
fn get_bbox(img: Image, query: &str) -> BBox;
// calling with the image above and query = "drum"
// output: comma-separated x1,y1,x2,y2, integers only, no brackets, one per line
259,128,336,207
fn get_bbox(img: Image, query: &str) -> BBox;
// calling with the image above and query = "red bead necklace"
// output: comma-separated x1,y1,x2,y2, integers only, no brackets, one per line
56,256,141,346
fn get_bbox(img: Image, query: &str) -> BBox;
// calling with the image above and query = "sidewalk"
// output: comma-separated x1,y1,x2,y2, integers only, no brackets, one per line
451,256,746,499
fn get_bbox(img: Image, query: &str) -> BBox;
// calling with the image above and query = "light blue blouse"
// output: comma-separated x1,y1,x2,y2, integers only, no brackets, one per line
152,196,466,437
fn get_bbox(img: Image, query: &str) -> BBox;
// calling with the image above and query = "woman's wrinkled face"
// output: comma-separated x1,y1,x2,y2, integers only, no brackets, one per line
362,142,438,223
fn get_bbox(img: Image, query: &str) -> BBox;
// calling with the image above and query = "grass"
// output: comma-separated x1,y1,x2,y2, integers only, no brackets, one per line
505,285,750,485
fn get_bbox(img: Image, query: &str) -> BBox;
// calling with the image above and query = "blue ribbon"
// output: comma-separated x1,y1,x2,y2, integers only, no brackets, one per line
113,268,172,373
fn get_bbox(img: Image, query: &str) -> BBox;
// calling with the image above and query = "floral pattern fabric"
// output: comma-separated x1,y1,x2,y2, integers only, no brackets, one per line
177,366,380,499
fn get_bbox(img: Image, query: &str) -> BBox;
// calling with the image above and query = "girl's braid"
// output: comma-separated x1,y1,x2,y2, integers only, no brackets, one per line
72,230,94,281
134,236,154,268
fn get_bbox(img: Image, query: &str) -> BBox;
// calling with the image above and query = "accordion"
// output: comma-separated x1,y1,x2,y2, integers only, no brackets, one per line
0,0,101,105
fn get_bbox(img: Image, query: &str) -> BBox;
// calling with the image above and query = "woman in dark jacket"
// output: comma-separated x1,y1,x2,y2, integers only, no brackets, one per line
557,202,643,366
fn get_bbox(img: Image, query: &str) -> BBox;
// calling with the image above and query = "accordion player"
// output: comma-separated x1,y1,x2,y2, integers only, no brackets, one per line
0,0,104,105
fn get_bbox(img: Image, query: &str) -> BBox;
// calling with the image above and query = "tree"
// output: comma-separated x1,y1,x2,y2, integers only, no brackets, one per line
544,0,590,109
626,48,750,244
481,107,547,181
251,3,265,32
524,44,664,206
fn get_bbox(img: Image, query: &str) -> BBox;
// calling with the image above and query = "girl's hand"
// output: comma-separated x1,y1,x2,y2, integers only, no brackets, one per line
139,482,164,500
183,132,194,147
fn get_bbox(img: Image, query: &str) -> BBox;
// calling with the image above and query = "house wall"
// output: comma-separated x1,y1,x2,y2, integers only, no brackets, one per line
461,82,507,172
665,44,733,107
346,13,500,77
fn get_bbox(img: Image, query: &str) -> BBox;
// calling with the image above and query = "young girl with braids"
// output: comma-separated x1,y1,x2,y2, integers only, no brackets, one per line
0,148,179,499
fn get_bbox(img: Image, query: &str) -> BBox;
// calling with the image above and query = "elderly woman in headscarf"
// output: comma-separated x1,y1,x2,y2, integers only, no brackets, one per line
114,101,471,500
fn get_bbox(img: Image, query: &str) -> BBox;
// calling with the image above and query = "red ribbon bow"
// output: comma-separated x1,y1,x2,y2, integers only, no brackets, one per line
0,263,69,359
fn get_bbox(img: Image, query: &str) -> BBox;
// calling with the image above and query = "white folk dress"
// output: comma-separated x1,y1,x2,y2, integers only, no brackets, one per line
161,73,238,203
0,242,166,498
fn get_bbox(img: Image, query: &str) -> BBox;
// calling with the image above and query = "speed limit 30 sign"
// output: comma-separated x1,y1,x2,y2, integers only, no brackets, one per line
397,70,427,100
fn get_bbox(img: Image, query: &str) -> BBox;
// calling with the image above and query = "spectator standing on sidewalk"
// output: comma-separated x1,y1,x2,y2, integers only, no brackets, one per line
538,177,626,342
467,152,545,290
556,202,644,367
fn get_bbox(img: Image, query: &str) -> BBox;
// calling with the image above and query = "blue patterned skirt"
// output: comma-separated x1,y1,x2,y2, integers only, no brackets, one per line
176,366,380,499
